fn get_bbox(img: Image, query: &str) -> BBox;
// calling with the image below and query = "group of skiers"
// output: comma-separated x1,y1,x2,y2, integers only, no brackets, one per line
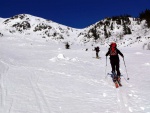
94,42,124,86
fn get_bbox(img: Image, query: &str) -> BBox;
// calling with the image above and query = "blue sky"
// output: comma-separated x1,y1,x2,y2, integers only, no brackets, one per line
0,0,150,28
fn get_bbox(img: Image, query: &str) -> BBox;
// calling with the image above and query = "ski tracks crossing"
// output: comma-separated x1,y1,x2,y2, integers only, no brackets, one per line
0,60,52,113
27,70,52,113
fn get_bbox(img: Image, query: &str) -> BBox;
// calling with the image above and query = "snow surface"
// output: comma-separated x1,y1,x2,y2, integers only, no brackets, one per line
0,35,150,113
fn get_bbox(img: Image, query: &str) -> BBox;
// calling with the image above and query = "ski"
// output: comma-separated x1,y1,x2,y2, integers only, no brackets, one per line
114,81,119,88
107,72,123,88
114,80,122,88
118,81,122,87
92,57,101,59
114,78,122,88
108,72,122,88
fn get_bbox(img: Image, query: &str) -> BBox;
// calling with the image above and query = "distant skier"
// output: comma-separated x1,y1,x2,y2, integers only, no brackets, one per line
94,46,100,58
106,42,124,82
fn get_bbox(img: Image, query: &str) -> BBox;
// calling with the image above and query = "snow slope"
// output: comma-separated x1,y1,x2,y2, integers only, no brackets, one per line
0,14,150,48
0,14,81,43
0,34,150,113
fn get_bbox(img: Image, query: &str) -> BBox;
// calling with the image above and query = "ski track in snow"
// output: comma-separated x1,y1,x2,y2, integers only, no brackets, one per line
27,70,52,113
0,37,150,113
0,60,9,113
0,57,147,113
105,75,130,113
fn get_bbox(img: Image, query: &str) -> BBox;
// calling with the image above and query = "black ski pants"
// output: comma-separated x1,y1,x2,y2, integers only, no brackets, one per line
110,59,121,76
96,52,99,58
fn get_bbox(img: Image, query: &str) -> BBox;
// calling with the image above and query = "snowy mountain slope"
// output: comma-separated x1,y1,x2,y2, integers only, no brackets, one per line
78,16,150,47
0,14,80,43
0,14,150,48
0,35,150,113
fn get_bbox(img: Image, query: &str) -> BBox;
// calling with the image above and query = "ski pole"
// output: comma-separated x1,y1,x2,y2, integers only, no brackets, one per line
105,56,108,78
106,56,107,67
122,75,129,83
123,57,129,80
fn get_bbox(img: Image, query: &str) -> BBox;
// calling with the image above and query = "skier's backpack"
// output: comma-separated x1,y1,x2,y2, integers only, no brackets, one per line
96,46,99,51
110,42,117,55
95,46,100,52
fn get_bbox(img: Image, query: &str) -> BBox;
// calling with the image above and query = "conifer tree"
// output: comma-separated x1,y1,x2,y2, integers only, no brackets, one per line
139,9,150,28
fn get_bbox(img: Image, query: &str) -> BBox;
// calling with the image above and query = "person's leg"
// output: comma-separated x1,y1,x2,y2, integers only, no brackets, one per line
110,60,118,82
116,61,121,81
96,52,99,58
110,60,115,73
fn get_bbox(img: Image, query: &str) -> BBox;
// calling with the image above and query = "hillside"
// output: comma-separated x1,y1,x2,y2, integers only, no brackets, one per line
0,14,150,49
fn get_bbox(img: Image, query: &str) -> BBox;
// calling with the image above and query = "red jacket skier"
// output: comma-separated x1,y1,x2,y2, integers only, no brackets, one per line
106,42,124,81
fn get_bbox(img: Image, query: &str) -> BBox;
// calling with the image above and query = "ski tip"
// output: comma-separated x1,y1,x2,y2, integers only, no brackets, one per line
115,82,119,88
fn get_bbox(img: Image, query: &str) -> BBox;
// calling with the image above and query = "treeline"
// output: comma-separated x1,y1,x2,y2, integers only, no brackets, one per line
139,9,150,28
110,9,150,28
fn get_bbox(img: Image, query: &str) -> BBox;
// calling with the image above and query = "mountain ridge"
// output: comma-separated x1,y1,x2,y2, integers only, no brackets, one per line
0,14,150,49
